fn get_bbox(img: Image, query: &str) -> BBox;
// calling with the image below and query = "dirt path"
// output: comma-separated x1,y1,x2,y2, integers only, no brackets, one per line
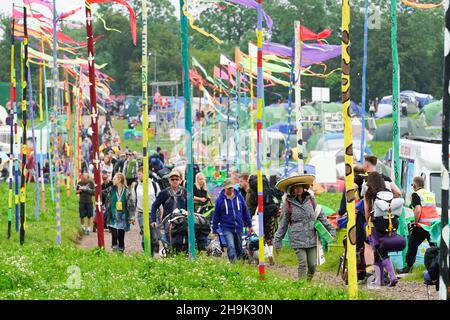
77,230,438,300
270,263,439,300
77,222,144,254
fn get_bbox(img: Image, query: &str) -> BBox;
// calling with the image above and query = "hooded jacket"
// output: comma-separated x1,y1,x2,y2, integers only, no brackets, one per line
274,192,336,249
212,189,252,234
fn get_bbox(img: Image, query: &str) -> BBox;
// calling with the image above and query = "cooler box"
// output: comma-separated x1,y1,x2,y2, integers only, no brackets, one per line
328,228,346,248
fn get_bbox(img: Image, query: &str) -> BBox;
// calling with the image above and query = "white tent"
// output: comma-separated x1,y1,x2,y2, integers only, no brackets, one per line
0,106,8,125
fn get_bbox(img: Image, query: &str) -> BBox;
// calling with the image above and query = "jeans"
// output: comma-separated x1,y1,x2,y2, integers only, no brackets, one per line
222,230,243,262
138,212,160,253
294,247,317,280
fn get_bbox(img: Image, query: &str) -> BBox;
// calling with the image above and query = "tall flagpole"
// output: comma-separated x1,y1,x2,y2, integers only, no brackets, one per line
40,38,54,203
249,48,255,175
27,67,40,221
341,0,357,299
360,0,369,163
85,1,105,248
256,0,265,280
64,71,72,197
390,0,408,260
284,37,295,177
19,5,29,245
234,50,241,173
179,0,196,259
52,0,63,245
440,0,450,301
294,21,304,174
8,7,16,239
226,65,230,177
142,0,151,256
39,39,45,213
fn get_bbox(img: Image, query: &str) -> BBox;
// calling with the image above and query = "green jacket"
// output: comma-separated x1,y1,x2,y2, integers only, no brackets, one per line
104,185,136,231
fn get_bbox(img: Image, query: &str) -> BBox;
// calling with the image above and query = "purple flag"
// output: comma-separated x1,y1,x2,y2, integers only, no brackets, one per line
263,41,341,67
227,0,273,30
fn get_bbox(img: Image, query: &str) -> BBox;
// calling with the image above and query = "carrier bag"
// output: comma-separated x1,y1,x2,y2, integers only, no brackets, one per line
313,204,334,244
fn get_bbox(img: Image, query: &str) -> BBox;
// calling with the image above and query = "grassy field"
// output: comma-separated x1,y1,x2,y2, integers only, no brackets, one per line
368,141,391,159
111,118,177,156
0,184,378,300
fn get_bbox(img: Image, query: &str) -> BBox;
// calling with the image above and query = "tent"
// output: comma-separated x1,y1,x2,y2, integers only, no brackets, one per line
373,118,430,141
266,122,296,135
418,100,441,126
271,163,316,178
375,103,393,119
306,132,372,154
0,106,7,125
401,90,434,108
379,94,419,114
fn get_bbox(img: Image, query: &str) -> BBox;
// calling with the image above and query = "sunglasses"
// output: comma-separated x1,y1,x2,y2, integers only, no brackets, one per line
170,178,180,181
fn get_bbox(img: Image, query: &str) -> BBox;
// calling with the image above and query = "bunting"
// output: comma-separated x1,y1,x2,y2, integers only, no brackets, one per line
87,0,137,45
401,0,443,9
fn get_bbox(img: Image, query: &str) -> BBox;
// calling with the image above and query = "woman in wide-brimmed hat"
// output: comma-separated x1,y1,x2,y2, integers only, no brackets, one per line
273,174,336,281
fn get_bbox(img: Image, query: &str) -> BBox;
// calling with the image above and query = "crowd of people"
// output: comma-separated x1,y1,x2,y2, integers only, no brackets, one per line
73,123,440,287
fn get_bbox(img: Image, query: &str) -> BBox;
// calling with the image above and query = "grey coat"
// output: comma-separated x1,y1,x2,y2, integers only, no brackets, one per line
274,194,336,249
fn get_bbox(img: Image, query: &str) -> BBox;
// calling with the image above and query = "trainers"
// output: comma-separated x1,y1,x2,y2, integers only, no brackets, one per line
81,225,86,234
112,246,119,252
397,266,412,274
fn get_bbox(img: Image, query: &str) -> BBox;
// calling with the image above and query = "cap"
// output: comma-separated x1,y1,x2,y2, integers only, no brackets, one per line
168,170,181,179
223,178,234,189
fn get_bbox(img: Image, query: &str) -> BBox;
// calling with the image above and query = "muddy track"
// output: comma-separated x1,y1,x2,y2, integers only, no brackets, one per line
77,226,437,300
269,263,438,300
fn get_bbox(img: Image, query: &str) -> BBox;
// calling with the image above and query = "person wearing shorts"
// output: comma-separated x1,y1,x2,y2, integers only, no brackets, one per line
76,173,95,234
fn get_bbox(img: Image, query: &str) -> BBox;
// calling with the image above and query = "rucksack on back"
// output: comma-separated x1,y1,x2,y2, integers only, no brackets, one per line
424,246,439,289
372,191,404,235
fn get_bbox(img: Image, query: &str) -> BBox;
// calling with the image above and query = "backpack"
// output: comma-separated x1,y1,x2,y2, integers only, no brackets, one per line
424,246,439,290
193,213,212,236
133,180,159,208
286,195,316,226
249,174,275,207
169,210,211,237
156,167,171,190
372,191,404,236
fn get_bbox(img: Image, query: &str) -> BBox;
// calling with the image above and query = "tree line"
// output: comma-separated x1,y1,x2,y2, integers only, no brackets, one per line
0,0,444,105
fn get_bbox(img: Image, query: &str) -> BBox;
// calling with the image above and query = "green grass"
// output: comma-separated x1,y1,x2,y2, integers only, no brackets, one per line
111,118,177,155
111,118,143,153
401,265,426,282
375,117,393,127
0,184,379,300
368,141,391,159
316,193,342,212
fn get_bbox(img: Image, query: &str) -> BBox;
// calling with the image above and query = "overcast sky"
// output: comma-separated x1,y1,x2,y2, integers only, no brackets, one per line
0,0,182,39
0,0,181,15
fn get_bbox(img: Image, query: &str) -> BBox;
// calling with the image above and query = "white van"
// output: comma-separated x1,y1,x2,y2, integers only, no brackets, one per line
399,136,448,213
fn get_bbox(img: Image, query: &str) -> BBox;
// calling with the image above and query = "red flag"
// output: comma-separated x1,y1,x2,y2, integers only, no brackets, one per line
299,25,332,41
87,0,137,45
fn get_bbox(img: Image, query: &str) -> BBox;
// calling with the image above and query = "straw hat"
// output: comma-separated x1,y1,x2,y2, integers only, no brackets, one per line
275,173,315,193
